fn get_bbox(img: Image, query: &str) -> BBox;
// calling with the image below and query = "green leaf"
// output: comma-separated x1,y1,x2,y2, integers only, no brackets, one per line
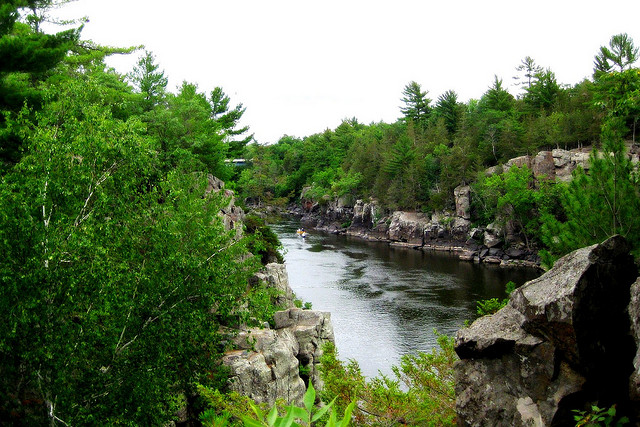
242,416,266,427
338,400,356,427
311,401,333,423
274,408,295,427
267,405,278,426
249,401,265,420
303,382,316,412
287,406,308,422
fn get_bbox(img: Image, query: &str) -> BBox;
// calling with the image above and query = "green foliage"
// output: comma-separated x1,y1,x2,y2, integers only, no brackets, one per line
200,383,355,427
472,166,559,249
320,333,457,426
128,50,168,111
513,56,543,91
476,281,516,316
400,81,431,127
525,69,561,112
433,90,463,135
0,54,264,425
573,404,630,427
244,214,285,264
540,120,640,265
594,33,639,76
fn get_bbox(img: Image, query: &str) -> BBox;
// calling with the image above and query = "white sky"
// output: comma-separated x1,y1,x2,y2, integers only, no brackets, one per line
52,0,640,144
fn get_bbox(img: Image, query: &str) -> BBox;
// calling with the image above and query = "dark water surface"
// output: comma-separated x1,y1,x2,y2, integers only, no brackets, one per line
273,221,541,378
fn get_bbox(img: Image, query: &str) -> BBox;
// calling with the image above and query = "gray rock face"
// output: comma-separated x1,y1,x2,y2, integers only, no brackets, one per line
253,263,295,308
483,222,503,248
223,308,335,407
205,174,245,236
455,235,638,426
454,185,471,220
629,278,640,402
387,211,428,245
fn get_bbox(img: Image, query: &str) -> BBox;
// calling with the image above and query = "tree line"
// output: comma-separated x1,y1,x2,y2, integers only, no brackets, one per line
238,33,640,264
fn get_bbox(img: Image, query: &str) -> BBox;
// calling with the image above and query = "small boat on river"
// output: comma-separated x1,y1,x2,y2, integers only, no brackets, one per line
296,228,308,238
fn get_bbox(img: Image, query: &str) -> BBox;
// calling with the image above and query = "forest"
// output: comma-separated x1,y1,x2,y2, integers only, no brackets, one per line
1,0,640,425
237,36,640,265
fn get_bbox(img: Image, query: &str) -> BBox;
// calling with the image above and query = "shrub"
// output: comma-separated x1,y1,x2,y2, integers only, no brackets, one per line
320,332,457,426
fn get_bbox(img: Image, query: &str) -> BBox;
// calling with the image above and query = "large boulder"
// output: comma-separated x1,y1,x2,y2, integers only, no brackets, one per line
531,151,555,178
223,308,335,406
455,235,638,426
387,211,428,245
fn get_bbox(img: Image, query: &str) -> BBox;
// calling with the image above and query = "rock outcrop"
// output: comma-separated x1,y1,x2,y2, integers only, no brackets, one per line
455,235,639,426
292,183,538,268
252,263,296,308
222,308,335,407
206,174,245,235
224,260,335,407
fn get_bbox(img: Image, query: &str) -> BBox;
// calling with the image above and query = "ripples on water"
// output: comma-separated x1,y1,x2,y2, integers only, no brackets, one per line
273,221,541,378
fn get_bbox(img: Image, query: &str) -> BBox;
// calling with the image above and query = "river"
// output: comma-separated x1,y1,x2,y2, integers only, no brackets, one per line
273,221,541,379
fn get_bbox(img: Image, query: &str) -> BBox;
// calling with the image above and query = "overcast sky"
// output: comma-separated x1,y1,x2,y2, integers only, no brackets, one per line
53,0,640,144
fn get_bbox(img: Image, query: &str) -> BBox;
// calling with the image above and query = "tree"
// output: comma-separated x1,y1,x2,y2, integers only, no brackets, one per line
210,86,254,158
128,50,168,111
479,76,515,112
0,73,260,425
540,118,640,265
0,0,80,166
525,68,561,112
433,90,463,135
594,33,639,76
473,165,558,249
592,68,640,142
513,56,543,91
400,81,431,127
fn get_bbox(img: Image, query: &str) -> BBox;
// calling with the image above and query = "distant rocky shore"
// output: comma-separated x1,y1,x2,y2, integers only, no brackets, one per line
283,145,639,271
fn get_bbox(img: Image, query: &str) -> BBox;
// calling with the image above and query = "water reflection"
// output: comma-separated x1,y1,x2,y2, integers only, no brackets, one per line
273,221,540,378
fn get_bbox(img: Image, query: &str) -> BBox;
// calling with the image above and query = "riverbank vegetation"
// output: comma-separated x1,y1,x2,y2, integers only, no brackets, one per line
0,2,278,424
196,336,456,426
237,34,640,264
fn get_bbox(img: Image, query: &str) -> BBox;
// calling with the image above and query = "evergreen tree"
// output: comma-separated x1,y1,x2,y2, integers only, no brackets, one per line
479,76,515,112
128,50,168,111
513,56,543,91
540,117,640,264
400,81,431,127
525,68,561,112
594,33,639,77
433,90,463,135
209,86,253,158
0,0,79,166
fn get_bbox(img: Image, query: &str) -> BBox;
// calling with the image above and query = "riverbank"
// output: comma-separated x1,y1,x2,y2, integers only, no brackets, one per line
285,195,543,271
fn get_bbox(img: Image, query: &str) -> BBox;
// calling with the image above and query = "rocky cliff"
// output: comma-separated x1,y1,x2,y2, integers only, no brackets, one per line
222,263,335,407
296,189,538,268
210,177,337,407
454,235,639,426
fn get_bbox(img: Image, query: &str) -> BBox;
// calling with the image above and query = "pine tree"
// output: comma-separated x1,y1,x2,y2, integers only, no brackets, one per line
540,117,640,264
400,81,431,127
128,50,168,111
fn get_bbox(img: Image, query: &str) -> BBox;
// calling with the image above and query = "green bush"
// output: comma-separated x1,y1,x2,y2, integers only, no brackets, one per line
476,281,516,316
320,332,457,426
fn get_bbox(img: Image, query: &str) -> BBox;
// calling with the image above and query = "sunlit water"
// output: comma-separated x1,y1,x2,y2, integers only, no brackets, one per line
273,221,541,378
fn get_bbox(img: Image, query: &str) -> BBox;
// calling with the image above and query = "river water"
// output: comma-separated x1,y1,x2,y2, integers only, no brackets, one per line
273,221,541,379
